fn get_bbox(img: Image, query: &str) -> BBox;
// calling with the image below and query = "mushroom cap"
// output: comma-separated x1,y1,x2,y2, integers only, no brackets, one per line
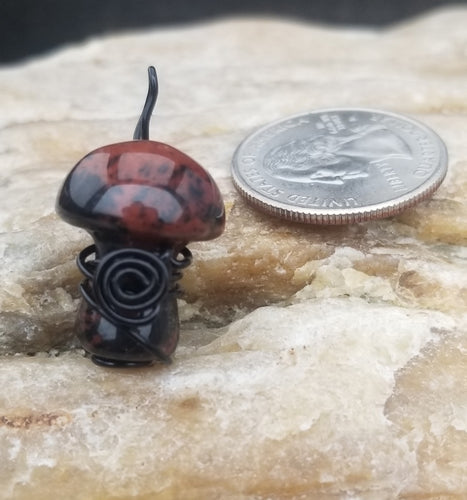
56,141,225,245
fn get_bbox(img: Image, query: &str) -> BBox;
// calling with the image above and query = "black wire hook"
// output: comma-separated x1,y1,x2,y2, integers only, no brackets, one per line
133,66,158,140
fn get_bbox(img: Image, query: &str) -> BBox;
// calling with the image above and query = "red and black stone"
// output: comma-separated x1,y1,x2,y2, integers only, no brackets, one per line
56,140,225,368
57,140,225,251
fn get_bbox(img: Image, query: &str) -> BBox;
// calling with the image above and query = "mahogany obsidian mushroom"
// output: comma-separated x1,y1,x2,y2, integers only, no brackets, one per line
56,67,225,367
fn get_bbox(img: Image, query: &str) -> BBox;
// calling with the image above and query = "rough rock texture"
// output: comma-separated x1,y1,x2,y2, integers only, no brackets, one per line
1,7,467,499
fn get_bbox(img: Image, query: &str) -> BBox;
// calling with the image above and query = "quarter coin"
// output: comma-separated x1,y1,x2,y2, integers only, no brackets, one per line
231,109,448,224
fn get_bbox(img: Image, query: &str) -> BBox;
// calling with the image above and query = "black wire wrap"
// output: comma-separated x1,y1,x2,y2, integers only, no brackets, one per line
77,245,171,327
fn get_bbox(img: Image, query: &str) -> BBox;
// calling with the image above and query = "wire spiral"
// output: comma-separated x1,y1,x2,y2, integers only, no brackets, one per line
78,246,169,327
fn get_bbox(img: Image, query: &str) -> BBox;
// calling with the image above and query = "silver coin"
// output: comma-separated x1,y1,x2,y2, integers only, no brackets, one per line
231,108,448,224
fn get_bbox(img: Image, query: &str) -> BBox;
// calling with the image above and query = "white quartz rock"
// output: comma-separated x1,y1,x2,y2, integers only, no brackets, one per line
1,7,467,499
0,298,465,499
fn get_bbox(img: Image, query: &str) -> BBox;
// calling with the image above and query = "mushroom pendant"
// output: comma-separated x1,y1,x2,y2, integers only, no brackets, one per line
56,67,225,367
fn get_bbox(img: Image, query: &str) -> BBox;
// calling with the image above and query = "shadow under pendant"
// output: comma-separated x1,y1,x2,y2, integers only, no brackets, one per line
56,67,225,367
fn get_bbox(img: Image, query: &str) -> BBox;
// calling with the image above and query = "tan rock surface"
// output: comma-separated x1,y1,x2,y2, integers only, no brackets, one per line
1,7,467,499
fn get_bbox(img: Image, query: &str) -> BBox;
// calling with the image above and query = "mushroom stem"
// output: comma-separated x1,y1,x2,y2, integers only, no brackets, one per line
133,66,158,141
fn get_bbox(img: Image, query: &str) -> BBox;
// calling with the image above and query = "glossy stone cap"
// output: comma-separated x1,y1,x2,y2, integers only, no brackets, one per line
56,140,225,244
